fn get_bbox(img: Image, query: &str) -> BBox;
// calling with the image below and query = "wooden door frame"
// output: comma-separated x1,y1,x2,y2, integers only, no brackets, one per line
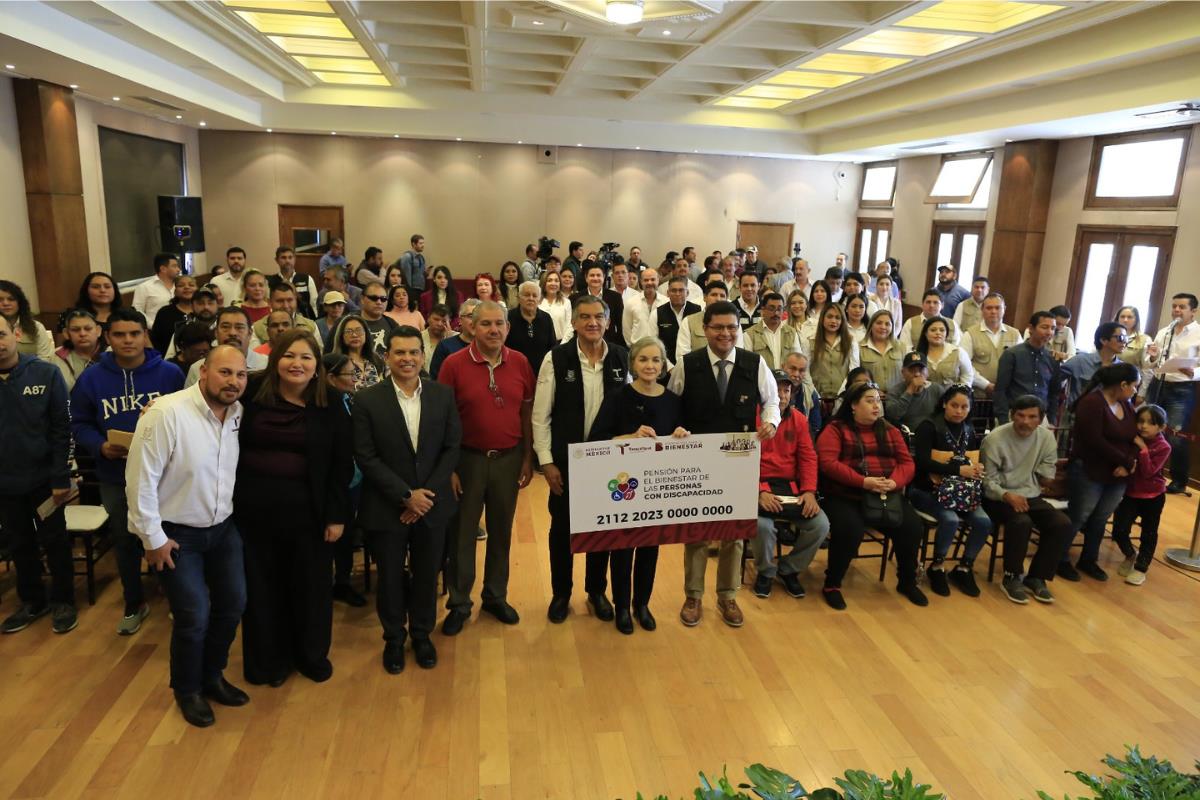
1066,224,1176,333
852,217,893,273
926,220,986,289
278,204,345,280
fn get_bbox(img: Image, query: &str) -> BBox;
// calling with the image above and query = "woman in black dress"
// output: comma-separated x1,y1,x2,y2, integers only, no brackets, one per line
236,329,354,686
590,336,689,634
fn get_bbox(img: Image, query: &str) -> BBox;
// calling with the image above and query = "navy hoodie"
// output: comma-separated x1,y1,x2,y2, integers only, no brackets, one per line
70,349,185,485
0,355,72,494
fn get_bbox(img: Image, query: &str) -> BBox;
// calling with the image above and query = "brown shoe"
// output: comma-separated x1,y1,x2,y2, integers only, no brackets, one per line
679,597,702,627
717,597,744,627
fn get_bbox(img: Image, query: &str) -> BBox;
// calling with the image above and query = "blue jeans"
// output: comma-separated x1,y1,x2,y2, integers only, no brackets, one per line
1151,380,1196,488
907,486,992,562
99,483,146,614
1065,461,1127,565
157,518,247,696
753,510,829,578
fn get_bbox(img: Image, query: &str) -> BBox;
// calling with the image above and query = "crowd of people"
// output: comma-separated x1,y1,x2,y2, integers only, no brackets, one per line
0,234,1195,729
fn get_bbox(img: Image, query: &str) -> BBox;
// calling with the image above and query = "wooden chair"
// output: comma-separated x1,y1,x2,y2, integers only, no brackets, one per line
66,504,110,605
985,497,1068,582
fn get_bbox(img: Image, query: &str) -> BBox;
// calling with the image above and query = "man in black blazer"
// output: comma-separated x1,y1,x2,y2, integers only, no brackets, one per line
353,326,461,674
579,261,625,349
656,275,702,370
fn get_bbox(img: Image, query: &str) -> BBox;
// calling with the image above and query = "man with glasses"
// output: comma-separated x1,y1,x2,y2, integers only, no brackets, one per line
437,301,535,635
185,308,267,387
783,352,822,441
358,281,398,358
1061,322,1128,410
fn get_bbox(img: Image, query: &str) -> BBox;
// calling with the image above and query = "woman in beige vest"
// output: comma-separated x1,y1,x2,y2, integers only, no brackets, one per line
785,290,807,339
917,317,975,388
807,303,860,398
1115,305,1153,369
859,310,905,394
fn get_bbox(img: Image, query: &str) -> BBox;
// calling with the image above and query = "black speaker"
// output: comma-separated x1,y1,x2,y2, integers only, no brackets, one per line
157,195,206,253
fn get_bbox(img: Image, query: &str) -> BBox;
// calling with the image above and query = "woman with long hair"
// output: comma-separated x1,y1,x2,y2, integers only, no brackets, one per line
384,284,425,330
498,261,522,309
236,329,353,687
859,310,904,394
816,381,927,610
538,270,571,340
149,275,198,354
418,266,461,328
0,280,54,361
238,270,271,324
784,290,807,336
807,303,859,398
801,279,832,342
53,309,103,391
384,264,407,290
871,274,903,334
916,316,974,388
1115,305,1153,372
843,294,869,344
59,271,121,333
329,315,384,391
559,267,577,298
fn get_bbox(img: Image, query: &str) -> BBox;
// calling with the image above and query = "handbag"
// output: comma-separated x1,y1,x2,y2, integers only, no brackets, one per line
852,427,904,528
929,448,981,513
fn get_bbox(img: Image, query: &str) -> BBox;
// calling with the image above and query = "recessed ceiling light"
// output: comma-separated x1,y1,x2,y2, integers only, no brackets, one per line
331,131,337,135
517,140,523,144
175,114,182,119
456,137,462,141
635,146,640,149
199,121,207,126
112,96,121,101
4,65,14,70
693,149,698,153
576,143,582,147
662,30,671,36
69,84,79,89
531,19,544,25
393,134,399,138
267,128,273,133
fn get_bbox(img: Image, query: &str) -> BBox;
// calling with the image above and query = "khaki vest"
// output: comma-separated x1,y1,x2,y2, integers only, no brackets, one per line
685,313,708,354
1119,332,1152,368
744,321,800,370
860,340,905,393
909,315,957,350
810,339,855,398
965,325,1020,384
927,344,968,386
957,298,982,332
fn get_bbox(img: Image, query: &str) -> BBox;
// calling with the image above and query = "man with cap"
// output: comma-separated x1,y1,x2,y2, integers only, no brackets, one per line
751,368,830,600
317,290,347,343
743,245,762,278
885,351,945,430
164,286,220,360
933,264,971,320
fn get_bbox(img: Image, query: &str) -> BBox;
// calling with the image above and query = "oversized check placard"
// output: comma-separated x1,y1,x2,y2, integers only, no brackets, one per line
568,432,759,553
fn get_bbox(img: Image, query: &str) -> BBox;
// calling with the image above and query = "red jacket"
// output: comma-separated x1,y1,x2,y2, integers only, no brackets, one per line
817,419,914,497
757,407,817,494
1127,433,1171,499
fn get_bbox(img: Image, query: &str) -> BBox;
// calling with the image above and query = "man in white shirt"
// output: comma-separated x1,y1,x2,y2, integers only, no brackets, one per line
131,254,180,327
1146,292,1200,493
778,258,812,300
185,308,268,387
622,268,668,345
676,281,744,365
657,257,703,307
610,261,640,306
961,293,1021,394
209,247,248,304
126,345,250,728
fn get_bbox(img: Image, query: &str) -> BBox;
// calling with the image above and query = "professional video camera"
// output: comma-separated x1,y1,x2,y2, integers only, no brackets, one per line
536,236,560,261
598,242,621,268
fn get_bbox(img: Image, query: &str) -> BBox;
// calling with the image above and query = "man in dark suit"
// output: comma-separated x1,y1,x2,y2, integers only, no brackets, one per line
580,261,625,349
353,325,462,674
657,275,701,370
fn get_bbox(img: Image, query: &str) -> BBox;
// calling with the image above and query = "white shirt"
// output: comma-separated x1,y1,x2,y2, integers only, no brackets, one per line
125,383,242,550
538,296,572,341
131,277,175,327
666,346,781,428
620,286,641,305
392,377,422,450
658,279,703,307
622,292,669,346
778,278,812,301
1149,319,1200,382
185,348,268,387
757,322,793,367
209,272,244,304
532,342,611,465
871,293,904,335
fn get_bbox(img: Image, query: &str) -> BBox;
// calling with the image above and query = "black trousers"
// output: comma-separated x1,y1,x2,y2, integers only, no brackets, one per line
239,515,334,684
547,479,609,599
1111,493,1164,573
608,546,658,610
982,496,1071,580
822,493,921,588
369,519,445,644
0,484,74,607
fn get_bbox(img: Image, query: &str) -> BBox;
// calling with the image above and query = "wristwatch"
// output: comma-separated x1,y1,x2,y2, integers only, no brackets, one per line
402,489,413,502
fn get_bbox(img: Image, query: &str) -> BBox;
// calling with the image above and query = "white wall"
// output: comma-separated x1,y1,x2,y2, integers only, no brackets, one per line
0,76,37,308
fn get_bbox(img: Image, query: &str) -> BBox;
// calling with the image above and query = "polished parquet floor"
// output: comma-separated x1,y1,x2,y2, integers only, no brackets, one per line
1,478,1199,800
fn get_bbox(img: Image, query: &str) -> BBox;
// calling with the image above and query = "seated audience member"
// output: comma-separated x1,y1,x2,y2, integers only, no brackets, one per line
355,247,386,287
0,280,54,361
384,265,406,291
885,352,945,430
131,253,180,327
54,309,103,392
317,291,347,344
329,315,385,391
253,310,293,356
354,327,460,672
870,274,903,332
126,345,250,728
1059,322,1127,418
960,293,1021,395
164,288,220,359
1115,305,1153,372
430,298,480,379
357,281,398,356
1110,403,1171,586
318,266,362,314
980,395,1071,604
589,337,686,633
498,262,522,309
237,270,272,325
674,281,744,365
842,294,870,344
422,304,456,357
916,316,975,388
538,270,572,341
899,290,960,350
745,292,802,370
71,308,185,635
63,272,121,333
932,264,971,320
150,275,198,354
252,283,321,345
806,304,860,399
751,369,830,600
185,308,269,387
908,385,991,597
783,351,822,441
817,382,927,610
859,310,904,394
952,276,990,332
170,321,214,374
1061,363,1140,582
506,281,556,375
384,284,425,330
622,269,667,347
830,366,875,417
0,315,77,635
993,310,1060,424
1143,292,1199,495
1045,305,1077,362
236,330,352,687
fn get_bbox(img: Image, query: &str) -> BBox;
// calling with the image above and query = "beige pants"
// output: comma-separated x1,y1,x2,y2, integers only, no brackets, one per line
683,540,743,600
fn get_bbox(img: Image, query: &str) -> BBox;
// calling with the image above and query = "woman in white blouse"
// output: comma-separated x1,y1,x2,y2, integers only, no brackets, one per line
872,275,903,337
538,270,572,340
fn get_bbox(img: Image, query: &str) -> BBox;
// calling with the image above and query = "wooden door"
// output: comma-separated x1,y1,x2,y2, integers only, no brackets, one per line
853,218,893,276
927,221,985,289
736,221,794,267
278,205,344,282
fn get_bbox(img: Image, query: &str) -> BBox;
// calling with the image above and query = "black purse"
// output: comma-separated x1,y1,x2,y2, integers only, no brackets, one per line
852,427,904,529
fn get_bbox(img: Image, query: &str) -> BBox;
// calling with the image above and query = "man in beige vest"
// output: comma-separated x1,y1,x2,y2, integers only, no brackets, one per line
675,280,743,365
952,276,990,333
744,292,801,370
960,292,1021,395
898,290,959,350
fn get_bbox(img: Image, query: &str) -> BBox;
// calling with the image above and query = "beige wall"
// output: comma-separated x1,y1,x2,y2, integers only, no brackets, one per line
197,131,862,276
0,77,37,308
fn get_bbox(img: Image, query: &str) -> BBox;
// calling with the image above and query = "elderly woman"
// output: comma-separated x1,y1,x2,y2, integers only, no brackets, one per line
505,281,557,374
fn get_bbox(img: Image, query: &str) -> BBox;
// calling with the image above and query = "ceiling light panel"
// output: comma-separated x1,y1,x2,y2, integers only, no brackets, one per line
715,97,790,109
313,72,391,86
764,71,863,89
841,29,976,57
267,36,368,58
292,56,381,73
223,0,334,13
895,2,1065,34
802,53,911,74
234,11,353,39
737,85,823,101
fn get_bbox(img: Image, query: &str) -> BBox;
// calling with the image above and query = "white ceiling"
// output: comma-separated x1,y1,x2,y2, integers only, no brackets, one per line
2,0,1199,160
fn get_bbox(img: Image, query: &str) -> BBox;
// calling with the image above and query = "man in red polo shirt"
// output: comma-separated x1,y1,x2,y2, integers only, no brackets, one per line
437,301,535,635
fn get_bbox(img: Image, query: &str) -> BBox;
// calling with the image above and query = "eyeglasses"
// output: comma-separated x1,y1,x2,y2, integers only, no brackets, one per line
365,295,387,302
706,324,740,333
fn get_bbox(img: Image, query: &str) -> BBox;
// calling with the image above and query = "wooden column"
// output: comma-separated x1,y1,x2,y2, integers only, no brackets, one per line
988,139,1058,326
13,79,90,317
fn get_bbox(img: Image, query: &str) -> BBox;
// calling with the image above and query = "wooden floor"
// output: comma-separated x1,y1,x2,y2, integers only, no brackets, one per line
2,479,1199,800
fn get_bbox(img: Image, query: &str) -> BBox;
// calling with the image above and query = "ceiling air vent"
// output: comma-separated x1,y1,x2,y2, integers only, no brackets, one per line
900,141,951,150
132,96,186,112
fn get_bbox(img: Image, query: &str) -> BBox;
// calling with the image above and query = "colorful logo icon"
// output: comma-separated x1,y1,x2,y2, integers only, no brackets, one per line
607,471,639,502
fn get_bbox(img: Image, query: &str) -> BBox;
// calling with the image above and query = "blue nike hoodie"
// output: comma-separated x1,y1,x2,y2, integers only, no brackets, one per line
0,354,72,494
70,349,185,485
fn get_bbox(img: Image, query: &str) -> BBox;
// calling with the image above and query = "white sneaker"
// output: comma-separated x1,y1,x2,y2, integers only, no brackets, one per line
1125,569,1147,586
1117,557,1136,577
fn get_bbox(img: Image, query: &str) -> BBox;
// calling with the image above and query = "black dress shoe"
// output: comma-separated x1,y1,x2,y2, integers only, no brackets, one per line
333,583,368,608
1056,561,1081,582
267,672,290,688
413,638,438,669
547,596,570,624
1076,560,1108,581
634,605,657,631
298,659,333,683
587,593,615,622
203,676,250,707
383,642,405,674
442,609,470,636
614,608,634,635
481,601,520,625
176,692,215,728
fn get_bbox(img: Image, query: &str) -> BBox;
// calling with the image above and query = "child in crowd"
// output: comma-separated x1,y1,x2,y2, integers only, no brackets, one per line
1110,404,1171,586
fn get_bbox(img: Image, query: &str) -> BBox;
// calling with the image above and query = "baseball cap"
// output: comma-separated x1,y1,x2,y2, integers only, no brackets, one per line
937,264,954,273
194,287,218,301
771,368,794,385
903,352,928,368
747,245,758,253
323,291,347,305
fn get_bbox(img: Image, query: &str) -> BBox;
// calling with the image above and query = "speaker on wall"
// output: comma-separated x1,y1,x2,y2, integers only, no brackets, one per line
157,195,206,254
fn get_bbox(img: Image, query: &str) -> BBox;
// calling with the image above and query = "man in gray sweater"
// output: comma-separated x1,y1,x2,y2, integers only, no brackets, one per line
885,352,944,431
980,394,1071,605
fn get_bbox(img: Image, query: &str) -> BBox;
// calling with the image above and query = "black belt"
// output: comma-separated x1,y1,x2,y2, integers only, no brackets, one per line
463,445,519,460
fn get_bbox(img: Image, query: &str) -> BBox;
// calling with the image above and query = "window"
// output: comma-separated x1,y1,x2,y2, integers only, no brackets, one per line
1067,226,1175,350
859,161,897,208
926,152,992,204
927,222,985,288
939,159,993,209
1085,127,1191,209
853,218,892,273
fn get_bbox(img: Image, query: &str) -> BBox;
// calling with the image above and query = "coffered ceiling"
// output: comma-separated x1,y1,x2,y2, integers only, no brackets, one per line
2,0,1199,160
